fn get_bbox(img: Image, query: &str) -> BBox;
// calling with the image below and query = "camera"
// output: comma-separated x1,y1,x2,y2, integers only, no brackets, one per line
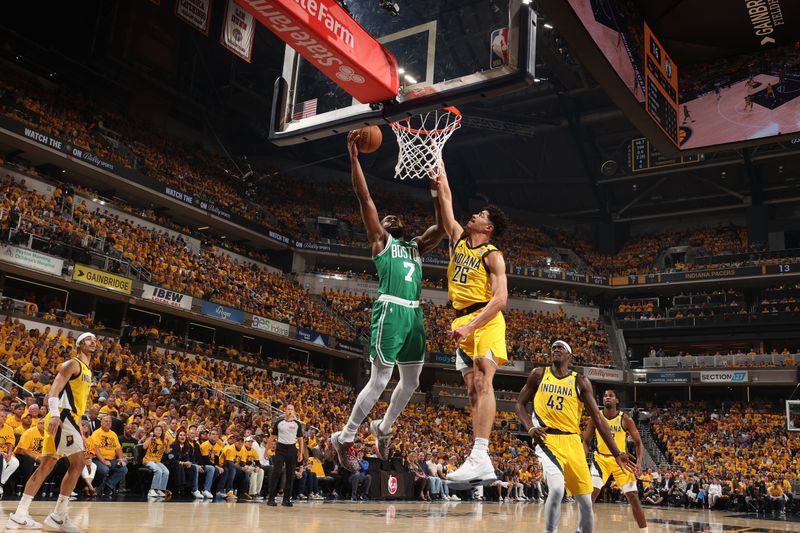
379,0,400,16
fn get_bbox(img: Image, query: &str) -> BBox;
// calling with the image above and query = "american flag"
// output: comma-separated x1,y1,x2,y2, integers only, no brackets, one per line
292,98,318,121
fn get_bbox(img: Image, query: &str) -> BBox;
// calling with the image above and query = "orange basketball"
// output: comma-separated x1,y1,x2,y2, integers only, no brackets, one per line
355,125,382,153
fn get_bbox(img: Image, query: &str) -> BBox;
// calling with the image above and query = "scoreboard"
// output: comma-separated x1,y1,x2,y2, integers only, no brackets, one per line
644,23,680,148
628,138,702,173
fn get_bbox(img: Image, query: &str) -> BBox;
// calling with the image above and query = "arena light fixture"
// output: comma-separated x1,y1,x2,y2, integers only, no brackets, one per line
543,23,553,29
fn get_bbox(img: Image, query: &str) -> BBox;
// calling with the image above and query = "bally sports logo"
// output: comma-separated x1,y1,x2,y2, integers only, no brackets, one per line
387,475,398,495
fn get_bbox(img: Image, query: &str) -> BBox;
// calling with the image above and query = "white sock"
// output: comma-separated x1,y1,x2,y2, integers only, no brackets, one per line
639,528,649,533
53,494,70,517
15,494,34,516
470,438,489,457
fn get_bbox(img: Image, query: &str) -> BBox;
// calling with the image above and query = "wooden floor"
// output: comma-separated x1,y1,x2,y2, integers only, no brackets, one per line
2,500,798,532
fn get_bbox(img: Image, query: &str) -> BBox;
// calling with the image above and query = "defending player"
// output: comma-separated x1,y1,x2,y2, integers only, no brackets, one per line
583,389,649,533
331,130,445,470
515,341,635,533
434,162,509,485
7,332,95,532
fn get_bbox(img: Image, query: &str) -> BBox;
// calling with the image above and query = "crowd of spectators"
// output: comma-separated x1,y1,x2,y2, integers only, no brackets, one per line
0,178,357,342
647,401,799,513
321,289,612,367
0,317,541,502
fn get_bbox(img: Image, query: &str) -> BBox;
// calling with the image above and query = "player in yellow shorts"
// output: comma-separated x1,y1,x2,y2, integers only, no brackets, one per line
8,332,95,532
516,340,635,533
435,162,508,485
583,389,649,533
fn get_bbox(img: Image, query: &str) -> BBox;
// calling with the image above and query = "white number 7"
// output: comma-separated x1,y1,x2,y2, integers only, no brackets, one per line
403,261,416,282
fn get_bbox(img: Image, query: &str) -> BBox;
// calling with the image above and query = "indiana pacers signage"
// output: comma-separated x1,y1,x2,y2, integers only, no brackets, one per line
72,264,133,295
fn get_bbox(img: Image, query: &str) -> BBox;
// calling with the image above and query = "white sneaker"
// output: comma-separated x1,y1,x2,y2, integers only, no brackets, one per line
537,498,544,503
450,494,461,501
156,490,165,497
445,455,496,486
6,513,42,530
148,489,159,497
202,490,214,499
192,490,203,499
43,513,79,533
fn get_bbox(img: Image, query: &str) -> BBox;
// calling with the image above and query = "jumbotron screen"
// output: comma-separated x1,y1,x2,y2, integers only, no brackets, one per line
566,0,799,150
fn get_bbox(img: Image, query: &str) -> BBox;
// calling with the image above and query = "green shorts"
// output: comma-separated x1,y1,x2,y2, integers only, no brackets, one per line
369,300,426,366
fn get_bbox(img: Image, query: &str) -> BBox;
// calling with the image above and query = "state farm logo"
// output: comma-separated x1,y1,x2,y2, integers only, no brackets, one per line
387,475,398,495
336,65,365,84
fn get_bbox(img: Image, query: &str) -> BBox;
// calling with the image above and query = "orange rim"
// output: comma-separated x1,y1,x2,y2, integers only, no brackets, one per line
391,107,462,135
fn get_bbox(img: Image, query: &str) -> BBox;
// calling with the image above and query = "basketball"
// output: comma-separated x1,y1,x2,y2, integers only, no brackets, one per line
355,125,382,153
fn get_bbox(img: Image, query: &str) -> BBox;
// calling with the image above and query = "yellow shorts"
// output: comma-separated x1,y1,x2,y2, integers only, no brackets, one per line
452,309,507,371
590,451,637,492
41,412,84,457
535,433,593,496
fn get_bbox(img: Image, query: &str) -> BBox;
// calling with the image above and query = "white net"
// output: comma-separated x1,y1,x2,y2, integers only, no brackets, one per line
390,108,462,180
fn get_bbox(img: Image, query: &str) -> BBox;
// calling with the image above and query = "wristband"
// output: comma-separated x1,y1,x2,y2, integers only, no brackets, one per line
613,451,623,458
430,190,438,197
48,397,60,417
527,427,536,435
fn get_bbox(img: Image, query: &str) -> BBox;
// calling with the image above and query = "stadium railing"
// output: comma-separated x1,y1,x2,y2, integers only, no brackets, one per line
643,354,800,368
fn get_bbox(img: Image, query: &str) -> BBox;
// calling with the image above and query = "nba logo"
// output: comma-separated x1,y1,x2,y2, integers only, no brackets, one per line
490,28,509,68
388,475,398,495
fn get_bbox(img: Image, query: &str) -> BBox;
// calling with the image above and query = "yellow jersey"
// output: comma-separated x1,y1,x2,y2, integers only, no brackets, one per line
596,412,626,455
142,437,167,463
447,237,501,310
59,357,92,417
533,367,583,434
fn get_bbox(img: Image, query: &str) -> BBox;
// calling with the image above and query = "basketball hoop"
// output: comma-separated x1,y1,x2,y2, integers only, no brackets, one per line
390,107,462,180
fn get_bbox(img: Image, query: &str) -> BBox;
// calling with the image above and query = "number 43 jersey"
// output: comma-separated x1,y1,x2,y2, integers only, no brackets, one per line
533,367,584,434
374,234,422,301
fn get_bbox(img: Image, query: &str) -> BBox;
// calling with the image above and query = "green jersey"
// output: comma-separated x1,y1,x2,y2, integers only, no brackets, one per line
373,234,422,301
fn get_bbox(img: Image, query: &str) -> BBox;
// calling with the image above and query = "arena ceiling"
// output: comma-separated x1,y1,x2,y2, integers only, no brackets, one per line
2,1,800,225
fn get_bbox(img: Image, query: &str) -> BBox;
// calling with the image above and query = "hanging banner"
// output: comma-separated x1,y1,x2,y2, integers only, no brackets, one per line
175,0,213,35
584,367,625,383
142,284,193,311
72,264,132,294
251,315,291,337
201,300,245,324
220,0,256,62
0,246,63,276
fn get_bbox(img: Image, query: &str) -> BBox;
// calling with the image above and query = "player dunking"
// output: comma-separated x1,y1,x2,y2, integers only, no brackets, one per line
331,131,445,470
583,389,649,533
7,332,95,532
435,163,509,485
515,341,635,533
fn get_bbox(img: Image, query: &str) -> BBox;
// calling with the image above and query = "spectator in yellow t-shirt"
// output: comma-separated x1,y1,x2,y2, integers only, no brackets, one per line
767,481,786,514
140,425,169,497
243,437,263,499
14,418,45,490
22,373,47,396
0,411,20,495
220,435,250,500
91,416,128,495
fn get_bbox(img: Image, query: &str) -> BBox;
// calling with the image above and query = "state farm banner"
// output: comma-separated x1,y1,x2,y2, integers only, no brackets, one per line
142,284,193,311
238,0,399,103
175,0,212,35
584,367,625,383
221,0,256,62
700,371,748,383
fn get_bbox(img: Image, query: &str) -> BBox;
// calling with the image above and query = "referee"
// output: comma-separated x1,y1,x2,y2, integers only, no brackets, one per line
266,405,304,507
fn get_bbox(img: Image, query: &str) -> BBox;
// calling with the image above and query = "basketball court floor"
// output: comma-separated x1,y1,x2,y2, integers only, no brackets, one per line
3,500,798,532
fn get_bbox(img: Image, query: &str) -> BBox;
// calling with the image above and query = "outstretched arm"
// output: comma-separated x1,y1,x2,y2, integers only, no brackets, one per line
577,376,636,474
414,178,446,255
516,368,548,444
623,413,645,470
348,131,387,256
450,251,508,343
433,162,463,245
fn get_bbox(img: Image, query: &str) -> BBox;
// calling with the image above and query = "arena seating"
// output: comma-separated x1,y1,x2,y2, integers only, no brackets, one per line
322,289,613,367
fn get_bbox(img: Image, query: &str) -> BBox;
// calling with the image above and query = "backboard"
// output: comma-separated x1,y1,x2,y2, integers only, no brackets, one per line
269,0,536,145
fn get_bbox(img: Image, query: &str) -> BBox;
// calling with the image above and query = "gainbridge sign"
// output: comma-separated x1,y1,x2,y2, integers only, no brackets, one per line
72,265,133,295
238,0,399,103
